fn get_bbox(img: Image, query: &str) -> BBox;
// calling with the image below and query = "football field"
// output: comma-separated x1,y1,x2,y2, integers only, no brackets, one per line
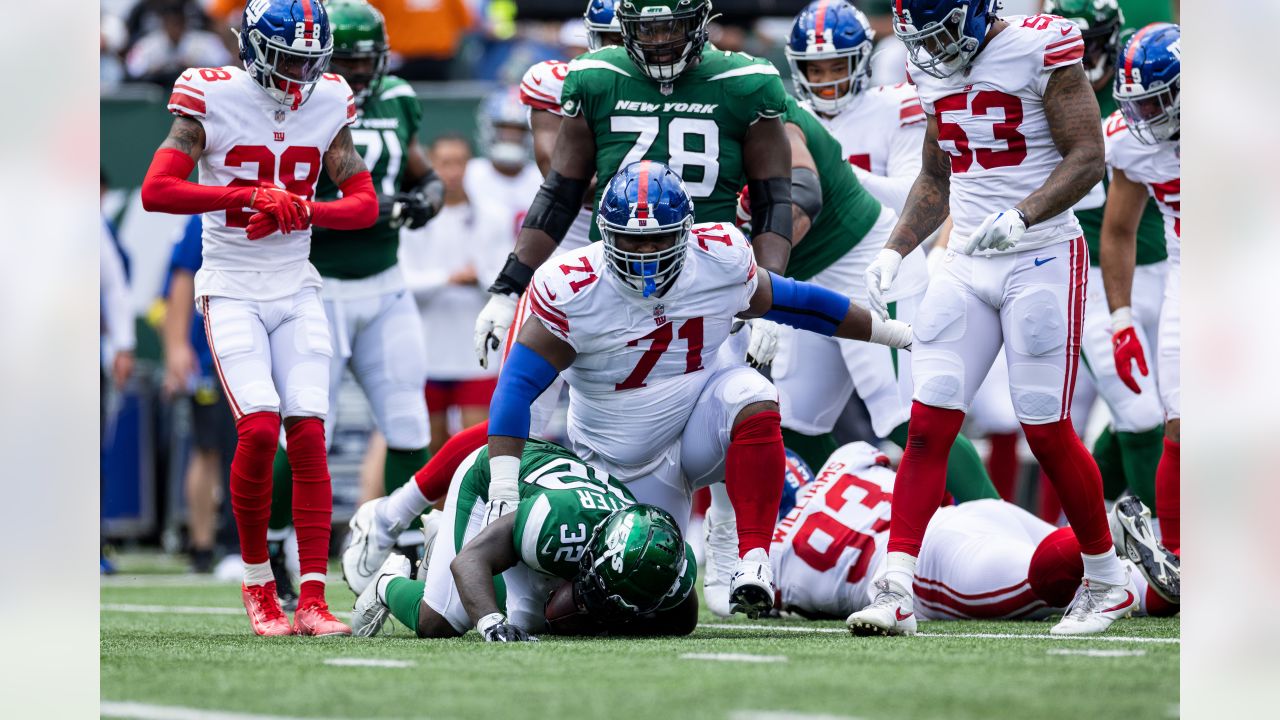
101,557,1179,720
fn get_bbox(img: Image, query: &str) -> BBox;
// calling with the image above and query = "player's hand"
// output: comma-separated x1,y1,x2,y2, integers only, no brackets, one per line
483,498,517,526
247,184,300,237
864,248,903,321
162,343,197,397
1111,308,1148,394
869,317,913,351
112,350,135,388
745,318,781,367
735,185,752,233
390,174,444,230
959,209,1026,255
478,613,538,642
474,293,518,369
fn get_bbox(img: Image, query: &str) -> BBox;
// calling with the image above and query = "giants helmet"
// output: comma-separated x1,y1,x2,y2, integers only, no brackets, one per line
1043,0,1125,85
476,86,532,169
584,0,622,52
238,0,334,109
596,160,695,298
893,0,997,79
778,449,815,521
1114,23,1180,145
786,1,876,115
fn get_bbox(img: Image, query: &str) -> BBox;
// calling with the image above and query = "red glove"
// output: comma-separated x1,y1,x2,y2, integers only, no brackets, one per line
735,184,752,232
1112,326,1149,394
243,184,303,240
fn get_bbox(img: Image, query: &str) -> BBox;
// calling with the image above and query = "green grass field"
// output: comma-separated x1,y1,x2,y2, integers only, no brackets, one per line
101,556,1179,720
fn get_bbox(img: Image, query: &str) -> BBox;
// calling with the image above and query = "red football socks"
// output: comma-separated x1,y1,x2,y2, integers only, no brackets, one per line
413,421,489,505
887,402,966,556
229,411,281,567
285,417,332,604
986,431,1020,501
725,411,784,557
1156,436,1180,553
1037,469,1062,524
1021,418,1112,556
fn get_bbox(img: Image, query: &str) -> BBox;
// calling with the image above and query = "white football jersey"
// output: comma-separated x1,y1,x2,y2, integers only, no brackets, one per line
771,442,895,618
528,222,757,469
168,66,356,300
814,82,926,214
518,59,592,253
910,15,1087,255
1104,110,1181,265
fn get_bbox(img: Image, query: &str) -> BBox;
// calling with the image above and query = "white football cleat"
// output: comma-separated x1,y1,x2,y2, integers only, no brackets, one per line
342,498,401,595
1050,569,1138,636
729,547,775,619
702,514,739,618
414,512,441,582
351,553,410,638
1110,496,1179,603
847,578,918,636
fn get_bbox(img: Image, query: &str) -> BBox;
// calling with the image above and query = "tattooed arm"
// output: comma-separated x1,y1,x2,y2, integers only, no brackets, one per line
158,117,206,161
1017,63,1105,225
322,126,370,187
141,116,256,215
291,126,377,231
883,112,952,257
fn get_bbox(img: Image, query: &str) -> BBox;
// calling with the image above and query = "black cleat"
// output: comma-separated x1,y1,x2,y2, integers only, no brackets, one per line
1111,496,1179,603
268,540,299,612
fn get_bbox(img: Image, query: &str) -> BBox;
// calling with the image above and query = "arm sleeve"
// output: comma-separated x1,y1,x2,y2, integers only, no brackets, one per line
140,148,255,215
309,171,379,230
488,343,560,440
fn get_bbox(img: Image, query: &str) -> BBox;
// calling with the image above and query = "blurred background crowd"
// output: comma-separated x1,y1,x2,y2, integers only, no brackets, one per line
100,0,1176,578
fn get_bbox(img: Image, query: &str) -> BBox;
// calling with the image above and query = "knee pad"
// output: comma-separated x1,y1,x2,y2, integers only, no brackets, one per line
709,368,778,424
1007,361,1068,422
1028,526,1084,607
1005,288,1067,358
380,390,430,449
912,349,967,410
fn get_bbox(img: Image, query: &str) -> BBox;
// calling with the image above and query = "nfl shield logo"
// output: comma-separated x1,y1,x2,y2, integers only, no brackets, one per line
653,304,666,326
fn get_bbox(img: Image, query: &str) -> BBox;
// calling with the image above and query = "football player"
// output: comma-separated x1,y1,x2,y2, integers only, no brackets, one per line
484,161,911,618
469,86,544,238
1100,24,1181,554
854,0,1134,636
1047,0,1169,512
349,439,697,641
768,441,1178,626
265,0,441,607
140,0,377,636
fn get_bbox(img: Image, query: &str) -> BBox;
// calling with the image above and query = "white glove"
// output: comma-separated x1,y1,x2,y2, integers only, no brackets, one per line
745,318,782,367
869,315,913,350
484,455,520,526
958,209,1027,255
864,248,903,321
474,293,518,369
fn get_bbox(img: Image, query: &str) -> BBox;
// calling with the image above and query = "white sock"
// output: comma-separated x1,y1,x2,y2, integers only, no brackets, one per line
1081,550,1127,586
375,573,396,605
378,481,430,540
243,561,273,586
884,551,917,595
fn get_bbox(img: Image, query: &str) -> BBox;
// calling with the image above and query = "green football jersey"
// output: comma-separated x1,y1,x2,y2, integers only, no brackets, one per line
1079,85,1167,267
310,76,422,279
561,46,790,241
781,98,883,281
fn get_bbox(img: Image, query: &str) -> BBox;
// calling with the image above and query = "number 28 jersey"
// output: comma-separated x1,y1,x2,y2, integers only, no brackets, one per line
910,15,1087,255
771,442,896,618
167,66,356,300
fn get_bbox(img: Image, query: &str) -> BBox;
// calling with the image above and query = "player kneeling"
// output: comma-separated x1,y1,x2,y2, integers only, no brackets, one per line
349,439,698,641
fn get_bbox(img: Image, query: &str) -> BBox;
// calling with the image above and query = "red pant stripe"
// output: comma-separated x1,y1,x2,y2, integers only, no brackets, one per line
202,296,243,420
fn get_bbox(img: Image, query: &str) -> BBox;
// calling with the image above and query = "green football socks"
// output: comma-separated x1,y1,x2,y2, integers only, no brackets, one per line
383,577,425,635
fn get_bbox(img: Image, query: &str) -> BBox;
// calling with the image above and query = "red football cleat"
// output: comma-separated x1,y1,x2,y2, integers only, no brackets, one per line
241,582,292,637
293,600,352,637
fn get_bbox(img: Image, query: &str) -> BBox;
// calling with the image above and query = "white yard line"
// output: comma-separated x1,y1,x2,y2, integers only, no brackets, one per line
101,701,356,720
680,652,787,663
700,623,1179,644
1047,648,1148,657
322,658,415,668
730,712,867,720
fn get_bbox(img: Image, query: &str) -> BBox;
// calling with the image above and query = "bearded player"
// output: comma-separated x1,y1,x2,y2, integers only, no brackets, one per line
769,441,1178,626
266,0,442,603
140,0,377,636
851,1,1133,636
1100,24,1181,554
349,439,697,641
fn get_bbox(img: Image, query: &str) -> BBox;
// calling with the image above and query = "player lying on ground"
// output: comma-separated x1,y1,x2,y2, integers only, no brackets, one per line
348,439,698,641
483,160,911,618
764,442,1178,629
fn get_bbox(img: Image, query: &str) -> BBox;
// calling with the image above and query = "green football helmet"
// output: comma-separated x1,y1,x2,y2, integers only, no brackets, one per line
575,504,688,619
1043,0,1124,86
327,0,389,108
615,0,713,83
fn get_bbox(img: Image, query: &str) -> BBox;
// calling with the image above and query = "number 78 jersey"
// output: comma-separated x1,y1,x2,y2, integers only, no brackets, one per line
910,15,1087,255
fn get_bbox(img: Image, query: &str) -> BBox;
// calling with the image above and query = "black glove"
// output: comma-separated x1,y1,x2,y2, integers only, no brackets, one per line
482,621,538,643
390,170,444,230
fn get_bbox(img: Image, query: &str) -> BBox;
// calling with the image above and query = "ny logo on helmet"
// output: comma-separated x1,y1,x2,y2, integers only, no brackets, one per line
246,0,269,24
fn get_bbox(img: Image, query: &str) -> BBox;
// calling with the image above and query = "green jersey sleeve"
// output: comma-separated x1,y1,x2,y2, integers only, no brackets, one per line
512,480,631,580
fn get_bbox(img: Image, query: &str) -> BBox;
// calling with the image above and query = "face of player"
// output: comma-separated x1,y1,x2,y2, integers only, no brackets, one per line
628,18,693,65
612,230,680,256
801,58,854,101
429,139,471,201
330,55,376,97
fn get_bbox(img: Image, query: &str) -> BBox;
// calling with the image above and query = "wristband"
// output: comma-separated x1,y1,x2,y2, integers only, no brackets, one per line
1013,208,1029,228
1110,306,1134,333
488,253,536,297
869,314,913,349
488,455,521,503
476,612,506,635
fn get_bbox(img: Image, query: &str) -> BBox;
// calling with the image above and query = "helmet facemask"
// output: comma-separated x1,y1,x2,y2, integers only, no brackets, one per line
618,1,712,83
240,27,333,109
895,5,982,79
598,216,692,298
1080,21,1120,86
1116,76,1179,145
789,48,873,115
574,506,686,620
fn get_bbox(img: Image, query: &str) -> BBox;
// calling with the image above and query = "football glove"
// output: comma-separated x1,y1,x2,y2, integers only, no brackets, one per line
1110,307,1149,394
478,613,538,642
243,185,303,240
474,293,518,369
745,318,781,367
864,248,903,321
959,209,1026,255
390,172,445,230
484,455,520,526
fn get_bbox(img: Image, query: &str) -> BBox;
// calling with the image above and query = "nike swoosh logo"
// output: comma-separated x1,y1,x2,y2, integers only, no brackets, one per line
1061,26,1072,35
1101,590,1135,614
1034,257,1056,266
895,608,913,621
544,283,557,301
533,76,543,85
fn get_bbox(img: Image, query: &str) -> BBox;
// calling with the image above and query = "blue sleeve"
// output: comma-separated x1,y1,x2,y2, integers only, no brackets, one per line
170,216,203,274
762,271,851,337
488,343,560,439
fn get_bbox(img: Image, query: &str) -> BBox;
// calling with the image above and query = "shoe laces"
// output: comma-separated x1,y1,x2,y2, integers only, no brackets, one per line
247,584,287,622
868,578,907,609
1062,580,1109,621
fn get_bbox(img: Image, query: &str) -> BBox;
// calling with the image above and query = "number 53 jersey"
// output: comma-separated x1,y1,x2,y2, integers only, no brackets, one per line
167,66,356,300
909,15,1087,256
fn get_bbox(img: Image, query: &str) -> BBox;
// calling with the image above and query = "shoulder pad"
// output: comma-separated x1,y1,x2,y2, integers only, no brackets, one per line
881,83,925,126
168,67,229,119
689,223,757,284
1033,16,1086,70
1103,109,1129,138
378,76,417,102
520,60,569,113
529,247,605,339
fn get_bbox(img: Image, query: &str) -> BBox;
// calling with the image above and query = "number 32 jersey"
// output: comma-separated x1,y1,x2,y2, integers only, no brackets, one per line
910,15,1087,255
168,66,356,300
527,223,758,470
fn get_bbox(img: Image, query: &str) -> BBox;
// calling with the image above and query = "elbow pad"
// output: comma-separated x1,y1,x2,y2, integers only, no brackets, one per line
522,170,590,243
488,343,559,439
763,272,851,336
487,253,537,297
748,177,793,243
791,167,823,223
